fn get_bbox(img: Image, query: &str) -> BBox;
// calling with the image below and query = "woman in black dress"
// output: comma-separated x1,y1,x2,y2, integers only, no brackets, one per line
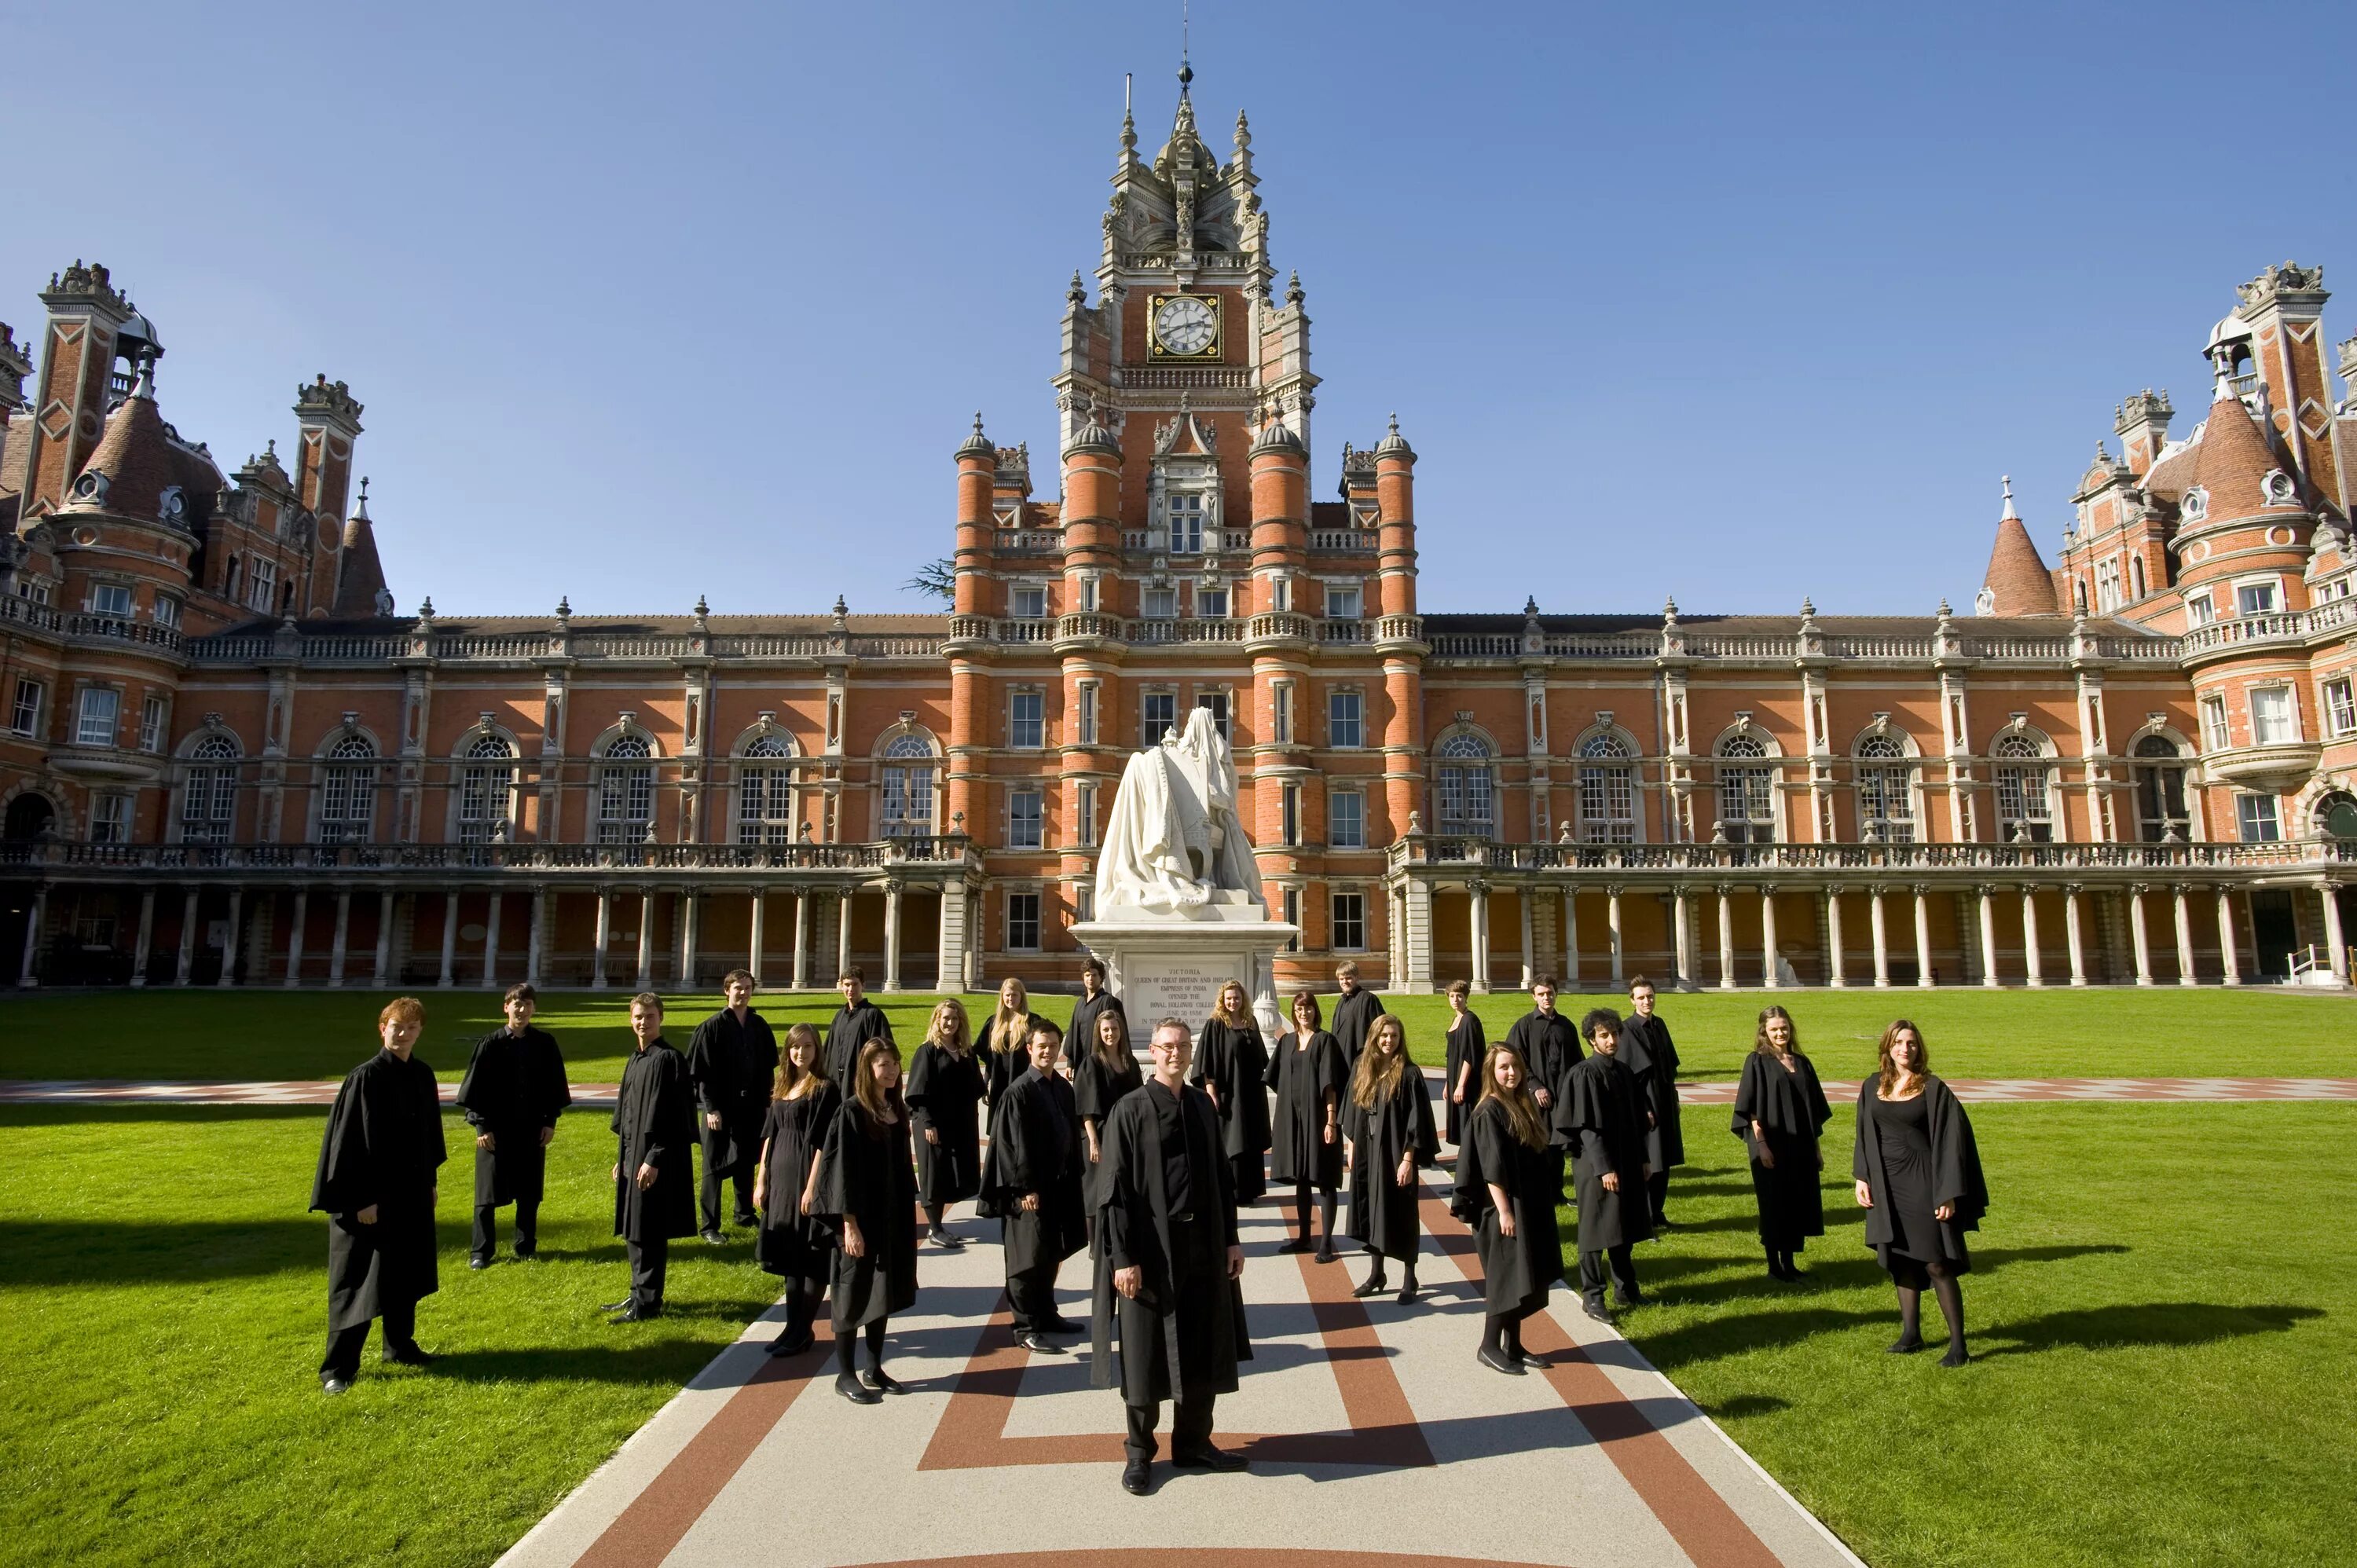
752,1023,839,1356
905,998,983,1250
977,978,1038,1116
1450,1043,1562,1376
1854,1020,1989,1367
813,1039,919,1405
1343,1014,1438,1302
1732,1005,1832,1281
1193,979,1271,1204
1265,990,1347,1261
1073,1005,1143,1236
1441,978,1486,1147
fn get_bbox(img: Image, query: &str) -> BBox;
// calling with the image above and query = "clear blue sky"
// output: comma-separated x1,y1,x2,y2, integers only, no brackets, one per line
6,2,2352,620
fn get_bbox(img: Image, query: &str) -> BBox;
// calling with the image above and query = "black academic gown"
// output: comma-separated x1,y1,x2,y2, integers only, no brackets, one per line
1075,1050,1146,1211
1618,1011,1684,1171
687,1007,778,1175
756,1083,841,1279
310,1048,448,1332
815,1097,919,1329
1090,1079,1252,1405
1731,1050,1832,1251
612,1039,697,1244
978,1013,1039,1115
1560,1051,1655,1251
1191,1017,1272,1201
1344,1069,1439,1262
825,999,894,1086
1066,990,1126,1072
1503,1009,1582,1117
1265,1029,1346,1191
1450,1096,1563,1317
983,1065,1087,1270
1852,1075,1988,1275
906,1043,987,1205
1442,1010,1488,1146
454,1024,571,1207
1331,986,1384,1072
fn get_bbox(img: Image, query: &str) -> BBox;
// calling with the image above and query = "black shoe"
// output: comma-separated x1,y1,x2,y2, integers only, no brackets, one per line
1939,1346,1970,1368
321,1376,354,1396
468,1255,492,1270
1512,1348,1550,1370
1766,1258,1792,1281
599,1296,635,1313
1171,1445,1248,1473
1652,1214,1673,1229
1350,1275,1387,1299
1042,1314,1084,1334
928,1228,968,1250
1887,1335,1926,1354
1014,1331,1065,1354
860,1367,906,1395
1396,1281,1420,1306
1122,1459,1151,1495
383,1343,437,1367
1582,1298,1614,1324
733,1212,758,1229
1275,1237,1310,1255
1476,1345,1525,1376
700,1228,727,1245
1313,1244,1338,1265
607,1303,661,1324
837,1372,882,1405
513,1244,537,1260
1615,1288,1643,1309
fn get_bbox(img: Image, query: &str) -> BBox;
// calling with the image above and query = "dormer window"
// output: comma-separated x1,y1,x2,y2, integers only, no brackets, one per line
2182,486,2209,522
2262,470,2296,507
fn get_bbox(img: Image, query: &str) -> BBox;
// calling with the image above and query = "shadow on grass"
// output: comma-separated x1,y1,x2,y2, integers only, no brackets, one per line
1630,1242,2132,1308
1976,1302,2324,1357
426,1342,772,1387
0,1219,319,1284
0,1102,332,1126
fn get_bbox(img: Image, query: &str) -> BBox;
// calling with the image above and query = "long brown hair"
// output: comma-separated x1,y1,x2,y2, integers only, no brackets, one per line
1876,1019,1928,1097
1475,1043,1548,1150
1754,1005,1798,1056
1288,989,1322,1033
1092,1006,1134,1072
1351,1014,1409,1109
850,1039,905,1130
925,998,972,1054
773,1022,825,1100
1211,979,1253,1031
988,979,1029,1050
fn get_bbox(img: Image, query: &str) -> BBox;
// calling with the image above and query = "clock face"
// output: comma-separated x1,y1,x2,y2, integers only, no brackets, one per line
1149,294,1219,358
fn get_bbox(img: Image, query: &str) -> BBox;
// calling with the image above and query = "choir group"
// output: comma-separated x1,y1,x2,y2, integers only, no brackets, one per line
306,957,1992,1491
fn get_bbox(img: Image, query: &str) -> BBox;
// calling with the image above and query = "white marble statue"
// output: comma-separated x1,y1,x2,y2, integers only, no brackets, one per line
1094,706,1263,914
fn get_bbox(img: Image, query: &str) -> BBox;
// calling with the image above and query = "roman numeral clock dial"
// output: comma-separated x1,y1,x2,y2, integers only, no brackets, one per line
1148,293,1220,359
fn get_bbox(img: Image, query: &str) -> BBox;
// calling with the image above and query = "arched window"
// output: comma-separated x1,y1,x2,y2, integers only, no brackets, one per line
2132,734,2189,842
2316,790,2357,841
2128,555,2147,600
318,735,379,844
597,735,655,844
1992,733,2052,842
1855,734,1915,843
737,734,796,845
1576,733,1637,843
1715,734,1776,844
181,735,238,844
457,734,515,844
1435,732,1495,838
880,733,937,838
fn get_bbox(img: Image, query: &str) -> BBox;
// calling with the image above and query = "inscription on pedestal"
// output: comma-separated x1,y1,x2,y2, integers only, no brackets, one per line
1129,961,1232,1031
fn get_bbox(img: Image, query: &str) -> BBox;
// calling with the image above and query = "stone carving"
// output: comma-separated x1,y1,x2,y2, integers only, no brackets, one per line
1094,705,1262,914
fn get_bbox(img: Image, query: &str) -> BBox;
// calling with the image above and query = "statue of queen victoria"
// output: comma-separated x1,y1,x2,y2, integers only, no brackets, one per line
1094,706,1264,915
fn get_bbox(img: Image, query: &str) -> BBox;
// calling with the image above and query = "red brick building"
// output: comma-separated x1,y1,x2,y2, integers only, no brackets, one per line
2,84,2352,994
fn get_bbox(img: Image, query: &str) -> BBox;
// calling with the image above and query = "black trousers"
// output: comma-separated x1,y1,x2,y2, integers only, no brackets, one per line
1006,1260,1061,1333
471,1200,540,1260
1125,1389,1217,1463
699,1124,755,1231
629,1235,669,1311
1646,1169,1670,1222
321,1297,416,1380
1579,1244,1638,1304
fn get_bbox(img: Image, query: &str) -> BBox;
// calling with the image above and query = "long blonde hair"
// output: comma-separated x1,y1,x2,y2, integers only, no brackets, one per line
1475,1044,1549,1151
926,998,972,1054
1210,979,1253,1032
773,1022,826,1100
1350,1014,1409,1109
989,978,1030,1049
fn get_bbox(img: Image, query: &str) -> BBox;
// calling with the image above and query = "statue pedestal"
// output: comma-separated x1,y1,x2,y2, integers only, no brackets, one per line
1072,894,1299,1037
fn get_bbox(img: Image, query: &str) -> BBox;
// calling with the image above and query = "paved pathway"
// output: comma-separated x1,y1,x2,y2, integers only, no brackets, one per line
494,1184,1864,1568
8,1075,2356,1108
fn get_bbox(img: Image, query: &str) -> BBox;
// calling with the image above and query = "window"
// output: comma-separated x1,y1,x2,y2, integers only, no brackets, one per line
247,556,278,613
1332,892,1366,951
222,555,240,600
1325,584,1362,621
181,735,237,843
1714,734,1776,844
2200,694,2230,752
1142,690,1177,746
1168,491,1204,554
1855,734,1915,842
1281,782,1300,847
880,734,936,838
1197,690,1229,738
597,735,655,844
1435,732,1495,837
1269,576,1292,613
1009,690,1045,749
75,687,119,747
92,583,133,618
318,734,379,843
18,577,50,606
1076,782,1098,848
1076,576,1098,613
1009,788,1043,849
2325,679,2356,739
2129,556,2146,599
1329,690,1363,749
2237,793,2282,843
1076,682,1099,746
2094,558,2121,614
1578,733,1637,843
1075,881,1094,922
1006,891,1042,951
139,695,167,753
1271,681,1293,746
1282,888,1301,951
2187,593,2216,627
1330,788,1365,848
152,595,179,629
1197,585,1229,619
10,679,43,738
2132,735,2189,843
2236,580,2279,617
2317,790,2357,841
2249,687,2298,746
1991,733,2051,841
1010,584,1047,620
460,733,519,844
90,793,129,844
1142,586,1178,620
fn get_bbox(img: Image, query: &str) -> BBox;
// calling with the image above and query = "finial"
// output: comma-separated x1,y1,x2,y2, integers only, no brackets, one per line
354,476,371,520
1937,596,1952,620
417,595,434,619
1800,595,1816,619
266,438,276,458
2000,474,2017,520
972,411,984,438
1234,108,1250,146
129,350,156,401
1285,270,1303,306
1178,0,1192,96
1523,595,1539,617
693,593,709,619
1388,412,1399,437
832,593,849,617
1068,269,1086,305
555,594,570,621
1662,594,1679,621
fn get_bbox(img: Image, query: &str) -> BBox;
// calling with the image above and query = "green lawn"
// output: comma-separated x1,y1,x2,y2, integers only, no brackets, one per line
2,984,2349,1083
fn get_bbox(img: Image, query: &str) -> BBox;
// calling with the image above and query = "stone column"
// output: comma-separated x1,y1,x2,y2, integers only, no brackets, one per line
1519,892,1535,991
883,879,904,992
836,885,854,986
1869,886,1891,988
2216,888,2241,986
1912,885,1934,988
2172,886,2198,987
2322,884,2349,983
130,888,156,987
792,890,811,989
483,890,503,988
216,888,242,988
1468,881,1491,994
1825,885,1846,988
18,884,47,987
438,893,460,988
2064,886,2088,987
937,885,960,994
174,889,200,986
1670,885,1693,990
964,885,984,991
2021,888,2044,987
748,888,767,984
1561,888,1578,988
373,890,394,987
1761,888,1780,988
528,885,547,986
592,887,612,990
2127,886,2154,987
636,889,656,990
328,889,352,987
1716,885,1736,990
283,889,308,988
1977,886,1999,987
1605,885,1625,987
678,890,699,989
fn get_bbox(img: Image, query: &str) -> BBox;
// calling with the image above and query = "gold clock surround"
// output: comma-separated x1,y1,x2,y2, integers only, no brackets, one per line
1146,291,1222,361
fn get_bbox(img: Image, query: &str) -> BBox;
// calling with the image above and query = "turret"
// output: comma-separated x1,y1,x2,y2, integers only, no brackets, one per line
19,261,135,521
1247,417,1308,612
1979,476,2059,617
952,414,998,618
292,375,364,526
1373,414,1418,620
